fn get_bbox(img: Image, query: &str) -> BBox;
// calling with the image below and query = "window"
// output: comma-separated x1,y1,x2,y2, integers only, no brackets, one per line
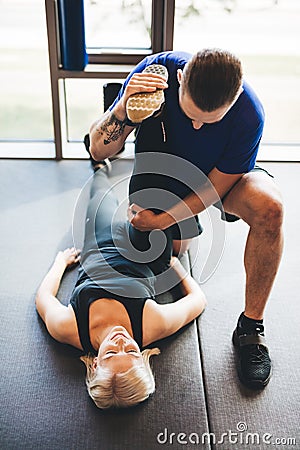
173,0,300,155
84,0,152,52
0,0,53,156
63,78,128,158
2,0,299,160
45,0,174,159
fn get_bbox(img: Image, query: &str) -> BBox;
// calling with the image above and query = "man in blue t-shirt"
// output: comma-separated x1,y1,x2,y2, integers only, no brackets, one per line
88,49,283,391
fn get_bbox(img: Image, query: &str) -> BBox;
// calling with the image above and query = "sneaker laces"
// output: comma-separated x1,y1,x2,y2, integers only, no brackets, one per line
247,326,269,364
249,345,268,363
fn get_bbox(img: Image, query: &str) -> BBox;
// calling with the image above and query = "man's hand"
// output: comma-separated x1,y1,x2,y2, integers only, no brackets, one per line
129,204,160,231
129,203,172,231
120,73,168,110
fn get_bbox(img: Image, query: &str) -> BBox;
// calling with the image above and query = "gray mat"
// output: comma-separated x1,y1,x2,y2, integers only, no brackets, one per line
0,159,210,450
190,162,300,449
1,159,299,450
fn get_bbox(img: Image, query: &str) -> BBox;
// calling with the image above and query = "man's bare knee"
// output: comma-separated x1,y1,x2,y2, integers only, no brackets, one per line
223,171,284,231
250,195,284,235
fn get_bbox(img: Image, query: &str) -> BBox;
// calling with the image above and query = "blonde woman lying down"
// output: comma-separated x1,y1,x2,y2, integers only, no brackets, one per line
36,165,206,409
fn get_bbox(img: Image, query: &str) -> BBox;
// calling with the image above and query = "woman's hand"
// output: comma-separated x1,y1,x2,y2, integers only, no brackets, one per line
55,247,81,267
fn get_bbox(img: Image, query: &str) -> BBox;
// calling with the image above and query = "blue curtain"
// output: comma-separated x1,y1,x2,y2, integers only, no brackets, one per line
57,0,88,70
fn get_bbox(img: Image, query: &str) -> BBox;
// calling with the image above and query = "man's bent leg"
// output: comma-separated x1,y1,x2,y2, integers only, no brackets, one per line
171,215,203,256
223,170,284,319
222,170,284,388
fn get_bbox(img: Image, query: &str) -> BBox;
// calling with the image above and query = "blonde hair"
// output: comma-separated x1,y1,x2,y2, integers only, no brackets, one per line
80,347,160,409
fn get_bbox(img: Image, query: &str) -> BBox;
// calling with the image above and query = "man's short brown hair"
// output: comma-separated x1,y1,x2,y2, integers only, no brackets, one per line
182,48,243,112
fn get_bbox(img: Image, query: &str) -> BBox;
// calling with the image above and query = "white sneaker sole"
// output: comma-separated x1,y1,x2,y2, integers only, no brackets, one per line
126,64,169,124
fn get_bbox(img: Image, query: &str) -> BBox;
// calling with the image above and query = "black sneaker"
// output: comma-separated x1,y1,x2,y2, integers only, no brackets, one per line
83,134,111,173
232,324,272,389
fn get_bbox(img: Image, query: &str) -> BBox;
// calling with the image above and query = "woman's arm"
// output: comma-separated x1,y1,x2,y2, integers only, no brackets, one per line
144,258,206,344
35,248,80,342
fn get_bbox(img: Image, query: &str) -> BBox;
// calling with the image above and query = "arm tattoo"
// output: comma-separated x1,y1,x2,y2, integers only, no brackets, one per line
96,113,126,145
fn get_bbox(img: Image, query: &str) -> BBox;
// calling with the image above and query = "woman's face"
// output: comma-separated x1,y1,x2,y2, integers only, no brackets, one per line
94,326,144,374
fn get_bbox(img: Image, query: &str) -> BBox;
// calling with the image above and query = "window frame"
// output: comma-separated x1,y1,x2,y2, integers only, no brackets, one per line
45,0,175,159
1,0,299,161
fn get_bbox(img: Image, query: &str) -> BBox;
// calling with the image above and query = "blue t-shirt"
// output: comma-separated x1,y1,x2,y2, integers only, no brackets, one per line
110,51,265,176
